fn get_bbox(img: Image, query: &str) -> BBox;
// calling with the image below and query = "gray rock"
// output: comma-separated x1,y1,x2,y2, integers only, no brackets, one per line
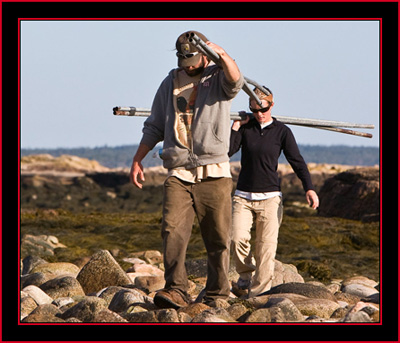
40,275,85,299
134,275,165,293
334,291,361,305
31,262,80,278
22,255,48,275
108,289,153,313
22,313,65,323
330,306,349,319
272,260,304,287
245,308,272,322
178,311,192,322
263,297,304,322
342,283,379,298
155,309,180,323
52,297,75,308
92,309,128,323
59,296,107,322
342,310,372,322
97,286,127,305
123,309,180,323
21,234,67,257
268,306,287,322
21,272,51,289
30,303,61,316
20,295,38,319
318,167,379,221
22,304,64,323
123,310,156,322
263,282,337,302
191,307,236,323
226,303,249,321
22,285,53,305
362,292,379,304
294,298,341,319
341,276,378,288
76,250,132,294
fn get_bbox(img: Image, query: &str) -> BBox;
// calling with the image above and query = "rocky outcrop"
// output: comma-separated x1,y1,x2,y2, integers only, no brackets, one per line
21,154,110,175
318,167,380,222
20,159,361,214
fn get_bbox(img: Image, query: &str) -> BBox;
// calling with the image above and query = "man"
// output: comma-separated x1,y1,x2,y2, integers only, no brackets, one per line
229,87,319,298
130,31,244,308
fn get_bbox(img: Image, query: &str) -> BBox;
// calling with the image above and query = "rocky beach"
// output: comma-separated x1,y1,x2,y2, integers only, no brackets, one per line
19,154,381,323
20,249,379,323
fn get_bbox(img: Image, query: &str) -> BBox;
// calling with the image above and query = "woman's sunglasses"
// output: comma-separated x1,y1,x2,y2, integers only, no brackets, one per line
249,105,271,113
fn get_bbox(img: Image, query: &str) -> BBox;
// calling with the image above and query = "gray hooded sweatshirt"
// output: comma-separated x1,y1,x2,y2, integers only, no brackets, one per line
140,63,244,170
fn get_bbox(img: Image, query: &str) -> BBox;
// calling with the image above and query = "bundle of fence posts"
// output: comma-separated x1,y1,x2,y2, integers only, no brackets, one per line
113,31,374,139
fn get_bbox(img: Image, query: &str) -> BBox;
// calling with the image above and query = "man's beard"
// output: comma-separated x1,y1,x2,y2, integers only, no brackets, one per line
185,61,205,76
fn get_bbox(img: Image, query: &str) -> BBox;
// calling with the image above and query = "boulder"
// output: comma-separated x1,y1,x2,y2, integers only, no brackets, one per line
92,309,128,323
318,167,379,221
262,282,337,302
123,309,180,323
191,307,236,323
108,288,153,313
30,262,80,278
342,283,379,298
21,303,64,323
39,275,85,298
20,295,38,320
22,285,53,305
76,250,132,294
21,272,52,289
22,255,48,275
293,298,341,319
245,308,272,323
59,296,107,322
263,297,304,322
21,235,67,257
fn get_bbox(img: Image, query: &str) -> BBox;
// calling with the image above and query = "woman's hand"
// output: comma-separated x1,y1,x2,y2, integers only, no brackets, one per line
232,111,250,131
306,190,319,209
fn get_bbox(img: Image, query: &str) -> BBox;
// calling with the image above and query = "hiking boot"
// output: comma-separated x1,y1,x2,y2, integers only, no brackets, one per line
236,278,251,290
231,278,251,298
154,288,191,309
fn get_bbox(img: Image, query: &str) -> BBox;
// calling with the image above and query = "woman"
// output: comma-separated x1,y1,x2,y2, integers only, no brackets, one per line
229,87,319,298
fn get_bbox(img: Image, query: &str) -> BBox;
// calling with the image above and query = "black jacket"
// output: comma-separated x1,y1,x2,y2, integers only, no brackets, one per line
229,118,314,193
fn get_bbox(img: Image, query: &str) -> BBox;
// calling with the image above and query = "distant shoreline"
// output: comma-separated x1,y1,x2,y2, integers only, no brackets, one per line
21,144,380,169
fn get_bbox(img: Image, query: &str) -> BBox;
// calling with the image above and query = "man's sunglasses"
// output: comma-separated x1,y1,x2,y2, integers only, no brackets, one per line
176,51,199,59
249,105,271,113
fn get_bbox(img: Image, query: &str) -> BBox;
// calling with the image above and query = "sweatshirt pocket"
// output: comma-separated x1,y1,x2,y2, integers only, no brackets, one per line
161,147,190,168
194,124,228,155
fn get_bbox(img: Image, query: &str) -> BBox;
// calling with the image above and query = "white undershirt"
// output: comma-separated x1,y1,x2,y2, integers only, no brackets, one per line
234,190,282,201
259,119,273,129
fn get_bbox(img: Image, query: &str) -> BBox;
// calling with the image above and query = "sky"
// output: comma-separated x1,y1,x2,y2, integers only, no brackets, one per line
20,20,380,149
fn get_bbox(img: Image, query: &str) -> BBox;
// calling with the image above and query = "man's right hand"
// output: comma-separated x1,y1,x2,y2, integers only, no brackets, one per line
129,143,152,189
130,160,145,189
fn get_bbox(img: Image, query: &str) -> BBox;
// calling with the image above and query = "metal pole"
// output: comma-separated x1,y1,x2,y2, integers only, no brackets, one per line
244,77,272,96
112,106,374,138
187,32,264,107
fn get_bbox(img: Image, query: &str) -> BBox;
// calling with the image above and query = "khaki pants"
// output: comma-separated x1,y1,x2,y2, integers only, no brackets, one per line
162,176,232,302
231,195,283,297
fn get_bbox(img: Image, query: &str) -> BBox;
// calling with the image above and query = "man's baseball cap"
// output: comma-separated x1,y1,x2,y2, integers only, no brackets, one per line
176,31,208,67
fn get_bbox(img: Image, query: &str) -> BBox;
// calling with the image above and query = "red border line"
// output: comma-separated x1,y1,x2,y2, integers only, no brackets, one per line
17,16,384,335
